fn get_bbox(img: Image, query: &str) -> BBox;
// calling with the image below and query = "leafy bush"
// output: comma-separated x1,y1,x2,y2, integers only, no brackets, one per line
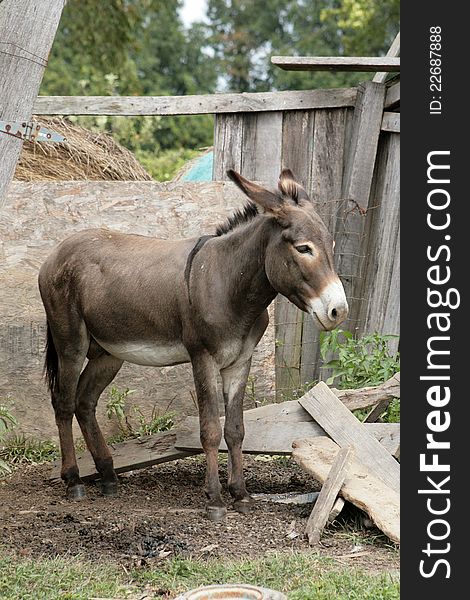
106,386,175,442
319,330,400,423
319,329,400,389
0,404,17,476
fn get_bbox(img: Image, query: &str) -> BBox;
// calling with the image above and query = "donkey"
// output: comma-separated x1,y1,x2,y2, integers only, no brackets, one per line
38,168,348,521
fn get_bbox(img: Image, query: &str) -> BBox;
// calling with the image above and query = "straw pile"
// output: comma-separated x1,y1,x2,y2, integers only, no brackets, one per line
14,117,153,181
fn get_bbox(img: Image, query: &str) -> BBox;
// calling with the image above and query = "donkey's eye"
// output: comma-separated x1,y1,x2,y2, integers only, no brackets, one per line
295,244,313,255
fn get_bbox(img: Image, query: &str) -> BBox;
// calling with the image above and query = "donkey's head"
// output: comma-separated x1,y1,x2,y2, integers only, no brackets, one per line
227,168,348,331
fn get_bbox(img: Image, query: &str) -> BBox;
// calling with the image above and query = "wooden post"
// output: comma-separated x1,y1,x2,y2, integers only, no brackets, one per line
373,32,400,84
334,81,386,337
0,0,65,204
305,446,352,545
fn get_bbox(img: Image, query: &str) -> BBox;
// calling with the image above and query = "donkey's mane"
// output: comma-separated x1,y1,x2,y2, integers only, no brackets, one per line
215,202,259,236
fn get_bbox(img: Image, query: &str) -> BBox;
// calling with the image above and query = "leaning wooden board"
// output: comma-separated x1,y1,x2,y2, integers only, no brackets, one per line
293,437,400,544
299,382,400,492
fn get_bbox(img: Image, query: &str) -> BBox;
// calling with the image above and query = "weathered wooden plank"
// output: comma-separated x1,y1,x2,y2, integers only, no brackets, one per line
177,416,400,457
364,398,393,423
299,382,400,491
213,113,244,180
305,446,353,544
272,56,400,73
381,112,400,133
33,88,358,116
334,81,386,336
328,497,345,523
241,112,283,181
274,299,303,400
241,372,400,419
292,437,400,543
50,431,200,482
333,372,400,411
355,133,400,347
0,0,65,204
342,82,386,211
384,81,400,110
50,416,399,481
373,33,400,83
274,110,316,397
300,108,349,382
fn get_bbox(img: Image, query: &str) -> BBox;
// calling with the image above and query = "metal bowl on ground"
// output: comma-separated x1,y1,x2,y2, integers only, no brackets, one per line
174,583,287,600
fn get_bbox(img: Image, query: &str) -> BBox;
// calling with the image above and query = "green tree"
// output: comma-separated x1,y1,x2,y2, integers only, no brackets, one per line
206,0,399,92
41,0,218,176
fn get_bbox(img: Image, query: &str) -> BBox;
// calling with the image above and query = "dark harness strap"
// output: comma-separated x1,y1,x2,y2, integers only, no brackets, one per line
184,234,215,304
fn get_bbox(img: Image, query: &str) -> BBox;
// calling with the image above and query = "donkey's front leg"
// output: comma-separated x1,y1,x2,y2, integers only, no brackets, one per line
221,359,253,514
191,351,225,521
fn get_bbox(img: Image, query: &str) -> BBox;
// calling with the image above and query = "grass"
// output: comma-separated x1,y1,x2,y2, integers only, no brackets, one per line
0,551,399,600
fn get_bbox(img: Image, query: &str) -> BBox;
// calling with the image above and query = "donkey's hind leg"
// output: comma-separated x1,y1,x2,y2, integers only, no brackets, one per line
75,353,123,496
50,325,89,500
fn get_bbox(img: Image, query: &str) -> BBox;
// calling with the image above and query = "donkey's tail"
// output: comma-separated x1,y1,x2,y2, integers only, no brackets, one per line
44,323,59,395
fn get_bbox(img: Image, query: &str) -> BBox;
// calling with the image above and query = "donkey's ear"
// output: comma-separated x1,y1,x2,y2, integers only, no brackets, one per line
278,168,310,204
227,169,283,213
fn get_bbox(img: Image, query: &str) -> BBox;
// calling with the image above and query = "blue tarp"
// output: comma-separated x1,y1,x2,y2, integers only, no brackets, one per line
180,151,214,182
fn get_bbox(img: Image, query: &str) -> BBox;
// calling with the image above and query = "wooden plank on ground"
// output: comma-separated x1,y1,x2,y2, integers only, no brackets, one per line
176,416,400,457
305,446,353,545
0,0,65,204
33,88,358,116
293,437,399,543
299,382,400,491
364,397,393,423
49,431,200,482
50,416,399,481
271,56,400,73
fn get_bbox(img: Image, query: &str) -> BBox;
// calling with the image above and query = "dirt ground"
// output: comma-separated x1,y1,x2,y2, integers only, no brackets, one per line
0,456,398,573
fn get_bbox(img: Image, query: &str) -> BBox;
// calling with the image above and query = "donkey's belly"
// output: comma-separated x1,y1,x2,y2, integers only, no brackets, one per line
96,339,190,367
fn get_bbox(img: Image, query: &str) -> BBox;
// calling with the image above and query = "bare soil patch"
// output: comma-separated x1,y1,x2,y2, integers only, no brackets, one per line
0,456,398,573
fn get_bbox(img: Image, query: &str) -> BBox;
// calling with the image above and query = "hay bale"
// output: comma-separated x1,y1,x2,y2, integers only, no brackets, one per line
14,117,153,182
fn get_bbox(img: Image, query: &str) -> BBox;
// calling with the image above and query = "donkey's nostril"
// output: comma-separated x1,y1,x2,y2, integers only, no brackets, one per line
331,307,338,319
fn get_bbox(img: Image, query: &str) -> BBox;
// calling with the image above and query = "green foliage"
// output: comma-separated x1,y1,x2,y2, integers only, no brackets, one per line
0,403,17,476
41,0,217,163
0,436,59,467
207,0,399,92
106,387,175,442
320,0,400,56
319,329,400,389
40,0,399,166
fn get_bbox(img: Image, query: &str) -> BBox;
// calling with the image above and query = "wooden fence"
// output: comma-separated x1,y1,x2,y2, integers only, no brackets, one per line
16,81,400,403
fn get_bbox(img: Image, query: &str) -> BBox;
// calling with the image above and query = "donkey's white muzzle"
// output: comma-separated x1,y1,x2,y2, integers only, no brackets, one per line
309,279,349,331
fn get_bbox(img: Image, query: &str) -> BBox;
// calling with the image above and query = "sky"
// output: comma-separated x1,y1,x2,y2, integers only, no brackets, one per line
180,0,207,27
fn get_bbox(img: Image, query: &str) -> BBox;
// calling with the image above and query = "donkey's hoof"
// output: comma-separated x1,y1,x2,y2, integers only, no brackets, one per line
233,496,254,515
206,505,227,522
66,483,86,501
101,480,118,497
